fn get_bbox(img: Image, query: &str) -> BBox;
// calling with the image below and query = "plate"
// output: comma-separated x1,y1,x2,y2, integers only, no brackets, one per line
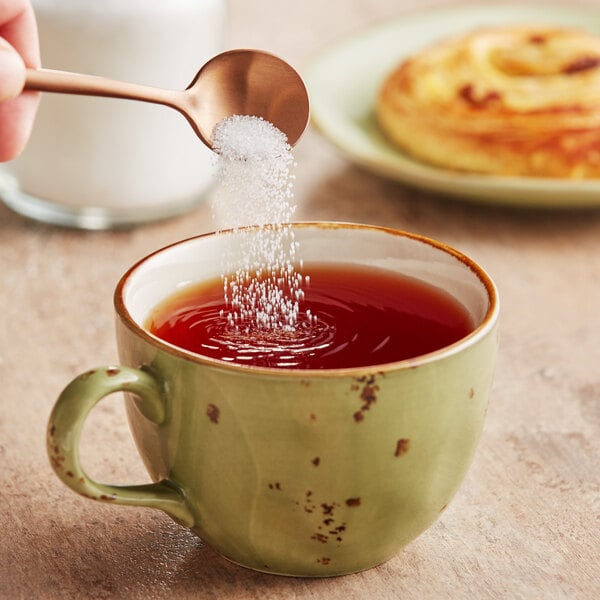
303,3,600,208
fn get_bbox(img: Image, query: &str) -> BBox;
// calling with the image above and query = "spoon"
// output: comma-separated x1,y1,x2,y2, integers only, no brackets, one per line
24,49,310,150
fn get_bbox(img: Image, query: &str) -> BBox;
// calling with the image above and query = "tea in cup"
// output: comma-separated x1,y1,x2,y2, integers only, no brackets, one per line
47,222,499,576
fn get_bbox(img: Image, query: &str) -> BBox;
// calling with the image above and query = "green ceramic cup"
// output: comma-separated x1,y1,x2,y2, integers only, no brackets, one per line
47,222,499,577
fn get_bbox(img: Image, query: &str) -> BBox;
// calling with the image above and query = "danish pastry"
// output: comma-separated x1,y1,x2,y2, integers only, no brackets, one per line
376,25,600,178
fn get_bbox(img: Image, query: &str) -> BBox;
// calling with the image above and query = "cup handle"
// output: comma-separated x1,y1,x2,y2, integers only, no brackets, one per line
47,366,195,528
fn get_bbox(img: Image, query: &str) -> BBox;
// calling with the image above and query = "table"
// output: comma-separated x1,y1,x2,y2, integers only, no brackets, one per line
1,1,599,598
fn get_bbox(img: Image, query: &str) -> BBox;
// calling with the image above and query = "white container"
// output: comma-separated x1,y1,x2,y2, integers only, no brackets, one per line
0,0,226,229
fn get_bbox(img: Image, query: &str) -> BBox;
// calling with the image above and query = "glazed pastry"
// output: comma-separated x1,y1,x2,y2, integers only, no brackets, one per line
376,25,600,178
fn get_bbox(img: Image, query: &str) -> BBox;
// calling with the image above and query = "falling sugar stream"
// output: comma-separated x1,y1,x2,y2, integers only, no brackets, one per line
210,115,313,334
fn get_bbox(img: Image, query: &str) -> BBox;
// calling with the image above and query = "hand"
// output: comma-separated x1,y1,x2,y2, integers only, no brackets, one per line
0,0,40,161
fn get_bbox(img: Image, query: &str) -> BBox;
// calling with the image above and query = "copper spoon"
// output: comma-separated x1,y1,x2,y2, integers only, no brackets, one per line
24,49,310,150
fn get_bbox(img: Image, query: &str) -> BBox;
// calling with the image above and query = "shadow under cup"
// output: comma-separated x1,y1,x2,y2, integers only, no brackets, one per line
48,222,499,577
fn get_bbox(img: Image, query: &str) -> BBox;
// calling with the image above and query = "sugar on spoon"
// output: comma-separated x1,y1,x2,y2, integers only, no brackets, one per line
23,49,310,150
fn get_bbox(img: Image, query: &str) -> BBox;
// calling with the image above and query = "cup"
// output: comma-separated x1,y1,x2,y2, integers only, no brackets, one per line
47,222,499,577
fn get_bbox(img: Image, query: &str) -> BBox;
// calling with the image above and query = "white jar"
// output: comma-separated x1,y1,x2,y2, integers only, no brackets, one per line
1,0,227,229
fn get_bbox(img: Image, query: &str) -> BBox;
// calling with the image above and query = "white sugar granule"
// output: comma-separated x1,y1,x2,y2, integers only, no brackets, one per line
211,115,309,333
213,115,291,163
212,116,295,228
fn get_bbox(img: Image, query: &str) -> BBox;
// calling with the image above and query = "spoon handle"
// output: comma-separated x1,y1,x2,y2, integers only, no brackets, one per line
25,67,181,109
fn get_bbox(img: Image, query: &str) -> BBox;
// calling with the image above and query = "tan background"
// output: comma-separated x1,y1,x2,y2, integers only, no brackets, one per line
1,0,599,598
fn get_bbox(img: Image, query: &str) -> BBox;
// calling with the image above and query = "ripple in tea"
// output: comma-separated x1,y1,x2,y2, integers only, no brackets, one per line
146,263,474,369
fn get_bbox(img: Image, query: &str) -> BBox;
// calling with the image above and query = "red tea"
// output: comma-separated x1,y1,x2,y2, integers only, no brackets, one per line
146,263,474,369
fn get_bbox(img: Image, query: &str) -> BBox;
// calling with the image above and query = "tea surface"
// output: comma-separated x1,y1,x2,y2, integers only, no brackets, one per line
146,263,474,369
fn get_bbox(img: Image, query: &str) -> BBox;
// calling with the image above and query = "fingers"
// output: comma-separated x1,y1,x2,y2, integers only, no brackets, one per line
0,1,39,161
0,0,39,68
0,37,25,101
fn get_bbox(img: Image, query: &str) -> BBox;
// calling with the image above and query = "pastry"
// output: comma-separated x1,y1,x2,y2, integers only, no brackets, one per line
376,25,600,178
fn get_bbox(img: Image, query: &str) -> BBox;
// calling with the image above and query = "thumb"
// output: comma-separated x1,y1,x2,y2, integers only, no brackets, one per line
0,37,26,102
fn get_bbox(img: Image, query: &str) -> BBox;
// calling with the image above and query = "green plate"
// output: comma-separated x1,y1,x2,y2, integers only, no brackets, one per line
303,3,600,208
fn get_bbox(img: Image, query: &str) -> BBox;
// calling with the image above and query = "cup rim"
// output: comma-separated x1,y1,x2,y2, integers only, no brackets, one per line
114,221,499,377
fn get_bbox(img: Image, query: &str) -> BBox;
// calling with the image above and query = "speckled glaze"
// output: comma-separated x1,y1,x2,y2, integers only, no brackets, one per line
47,223,499,577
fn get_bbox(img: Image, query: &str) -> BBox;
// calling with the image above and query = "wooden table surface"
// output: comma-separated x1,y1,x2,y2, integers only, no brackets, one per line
1,1,599,598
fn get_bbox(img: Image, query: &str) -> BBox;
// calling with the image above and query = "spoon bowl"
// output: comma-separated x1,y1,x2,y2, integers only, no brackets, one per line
24,49,310,150
184,49,309,148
